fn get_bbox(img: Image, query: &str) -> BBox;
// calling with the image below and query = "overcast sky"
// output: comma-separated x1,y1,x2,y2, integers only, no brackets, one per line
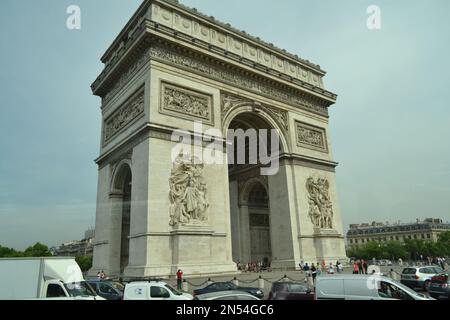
0,0,449,250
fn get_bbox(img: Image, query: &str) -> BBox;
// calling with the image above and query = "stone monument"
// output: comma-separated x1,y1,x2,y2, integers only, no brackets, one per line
90,0,347,278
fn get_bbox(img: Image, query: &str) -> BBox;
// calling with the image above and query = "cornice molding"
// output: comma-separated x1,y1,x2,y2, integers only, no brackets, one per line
92,0,338,109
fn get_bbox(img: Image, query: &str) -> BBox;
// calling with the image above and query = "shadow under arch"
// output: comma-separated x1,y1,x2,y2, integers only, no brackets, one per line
222,104,290,155
109,159,132,275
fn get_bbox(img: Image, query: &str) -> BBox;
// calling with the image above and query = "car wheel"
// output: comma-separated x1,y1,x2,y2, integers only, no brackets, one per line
423,280,431,291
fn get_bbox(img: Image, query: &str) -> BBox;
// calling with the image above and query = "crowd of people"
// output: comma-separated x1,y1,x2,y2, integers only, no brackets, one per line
352,259,369,274
236,260,272,272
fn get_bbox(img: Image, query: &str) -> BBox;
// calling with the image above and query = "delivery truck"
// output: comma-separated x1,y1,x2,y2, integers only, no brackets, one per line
0,257,103,300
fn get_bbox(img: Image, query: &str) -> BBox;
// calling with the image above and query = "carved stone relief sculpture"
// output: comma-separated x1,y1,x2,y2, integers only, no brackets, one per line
169,153,210,226
306,177,334,229
160,82,213,125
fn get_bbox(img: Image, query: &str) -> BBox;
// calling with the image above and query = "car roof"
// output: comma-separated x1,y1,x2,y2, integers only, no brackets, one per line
125,281,167,286
196,291,255,299
316,274,389,281
404,265,441,269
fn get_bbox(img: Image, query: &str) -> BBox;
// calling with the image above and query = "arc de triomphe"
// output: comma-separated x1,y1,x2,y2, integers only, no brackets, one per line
90,0,347,278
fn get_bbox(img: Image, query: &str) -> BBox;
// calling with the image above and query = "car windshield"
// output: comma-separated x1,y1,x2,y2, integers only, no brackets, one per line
64,282,97,297
402,268,416,274
388,279,425,298
165,284,182,296
111,282,125,291
288,284,308,292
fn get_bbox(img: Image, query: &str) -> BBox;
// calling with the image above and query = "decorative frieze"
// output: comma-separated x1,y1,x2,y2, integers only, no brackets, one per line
103,52,150,104
103,88,145,143
160,82,214,125
149,45,330,117
295,121,328,153
151,1,325,88
221,93,288,132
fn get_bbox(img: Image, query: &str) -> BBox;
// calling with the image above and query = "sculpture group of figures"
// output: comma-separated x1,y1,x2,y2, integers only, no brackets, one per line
306,177,334,229
169,153,210,226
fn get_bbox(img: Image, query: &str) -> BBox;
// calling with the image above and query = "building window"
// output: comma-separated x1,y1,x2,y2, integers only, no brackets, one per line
421,234,425,239
350,239,353,244
427,234,431,239
355,239,358,244
408,235,412,239
390,236,394,240
361,239,365,243
395,236,399,241
413,235,417,239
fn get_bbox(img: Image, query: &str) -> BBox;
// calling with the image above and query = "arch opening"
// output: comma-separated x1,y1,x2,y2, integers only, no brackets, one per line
227,111,281,269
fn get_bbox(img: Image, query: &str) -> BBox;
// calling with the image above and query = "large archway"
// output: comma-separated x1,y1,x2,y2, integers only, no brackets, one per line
110,161,132,275
227,111,284,267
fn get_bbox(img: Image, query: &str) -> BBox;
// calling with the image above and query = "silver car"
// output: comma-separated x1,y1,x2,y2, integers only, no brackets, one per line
194,290,261,300
400,265,444,290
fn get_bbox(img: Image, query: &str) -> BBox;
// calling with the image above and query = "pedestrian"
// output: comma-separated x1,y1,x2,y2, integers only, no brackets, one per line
321,260,326,271
328,263,335,274
362,260,368,275
306,268,314,289
100,270,106,280
353,262,359,274
358,260,364,274
97,272,101,280
176,269,183,291
337,261,343,273
303,263,310,272
388,269,398,281
311,263,318,281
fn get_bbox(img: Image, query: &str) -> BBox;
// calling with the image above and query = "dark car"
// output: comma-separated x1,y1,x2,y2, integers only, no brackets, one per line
193,282,264,299
268,282,314,300
87,280,124,300
428,272,450,300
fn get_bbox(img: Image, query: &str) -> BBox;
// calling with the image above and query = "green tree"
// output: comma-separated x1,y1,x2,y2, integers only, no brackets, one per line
23,243,52,257
75,256,93,272
0,245,21,258
383,241,408,259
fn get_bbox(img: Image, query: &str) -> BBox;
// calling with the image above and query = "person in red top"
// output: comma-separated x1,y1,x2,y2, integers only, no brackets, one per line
176,269,183,290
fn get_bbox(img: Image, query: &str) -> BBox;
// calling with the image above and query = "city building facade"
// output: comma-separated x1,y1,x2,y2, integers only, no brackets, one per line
346,218,450,248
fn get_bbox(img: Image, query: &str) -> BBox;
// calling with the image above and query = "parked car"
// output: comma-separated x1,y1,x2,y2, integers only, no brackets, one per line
87,280,124,300
194,291,261,300
428,272,450,300
400,266,444,290
124,281,193,300
315,274,434,300
268,282,313,300
193,282,264,299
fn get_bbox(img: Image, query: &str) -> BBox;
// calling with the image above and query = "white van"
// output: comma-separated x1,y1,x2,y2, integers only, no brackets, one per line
0,257,103,300
315,274,433,300
124,281,193,300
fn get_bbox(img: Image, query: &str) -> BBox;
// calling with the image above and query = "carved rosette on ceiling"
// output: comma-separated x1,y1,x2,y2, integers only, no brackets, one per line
103,88,145,144
306,177,334,230
169,153,210,227
160,82,214,125
221,93,289,133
